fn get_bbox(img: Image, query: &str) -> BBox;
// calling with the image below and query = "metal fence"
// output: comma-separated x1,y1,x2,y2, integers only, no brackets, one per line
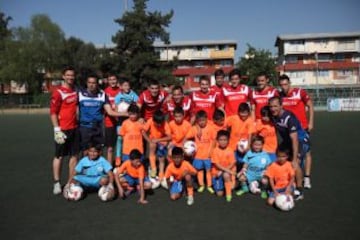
0,93,51,109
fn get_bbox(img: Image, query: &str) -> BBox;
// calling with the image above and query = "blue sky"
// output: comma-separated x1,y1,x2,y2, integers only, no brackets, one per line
2,0,360,59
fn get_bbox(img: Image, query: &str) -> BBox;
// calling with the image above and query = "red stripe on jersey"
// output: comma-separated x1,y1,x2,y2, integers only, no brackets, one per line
162,95,192,121
222,84,250,116
104,86,121,127
138,89,168,120
251,87,279,119
281,88,310,129
50,86,78,130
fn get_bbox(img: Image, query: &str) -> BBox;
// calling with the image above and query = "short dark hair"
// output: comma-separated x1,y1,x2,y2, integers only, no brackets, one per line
107,71,118,79
213,109,225,121
251,135,264,144
276,146,290,156
87,142,102,152
257,71,268,79
199,75,210,83
62,65,75,75
260,106,271,117
238,102,250,113
216,130,230,140
148,79,160,86
173,106,184,116
87,73,98,81
129,149,142,160
153,110,165,124
128,104,140,114
214,69,225,77
196,110,207,120
268,96,282,106
172,147,184,157
279,74,290,82
172,85,184,93
229,68,241,79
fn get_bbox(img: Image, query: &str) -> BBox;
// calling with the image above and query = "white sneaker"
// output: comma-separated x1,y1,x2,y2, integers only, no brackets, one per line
53,182,62,195
187,196,194,206
160,178,168,189
304,177,312,189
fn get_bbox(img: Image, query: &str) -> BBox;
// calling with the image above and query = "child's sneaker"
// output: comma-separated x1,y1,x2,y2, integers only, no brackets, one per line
294,189,304,201
197,186,205,193
53,182,62,195
207,187,215,194
235,189,247,196
304,177,312,189
149,169,157,178
187,196,194,206
160,178,168,189
226,195,232,202
260,191,268,199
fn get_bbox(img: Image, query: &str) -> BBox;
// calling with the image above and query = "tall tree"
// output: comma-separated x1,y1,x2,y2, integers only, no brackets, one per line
112,0,175,91
0,12,12,41
237,44,277,86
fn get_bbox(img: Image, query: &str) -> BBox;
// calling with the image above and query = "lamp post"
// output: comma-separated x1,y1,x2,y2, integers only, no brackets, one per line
314,51,319,99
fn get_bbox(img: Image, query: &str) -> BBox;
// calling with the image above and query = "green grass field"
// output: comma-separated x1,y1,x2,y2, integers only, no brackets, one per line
0,112,359,240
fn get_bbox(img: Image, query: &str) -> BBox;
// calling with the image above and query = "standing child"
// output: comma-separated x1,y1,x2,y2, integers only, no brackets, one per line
168,107,192,152
264,147,295,206
114,149,151,204
68,143,114,201
236,135,271,199
185,110,216,194
255,106,278,162
164,147,197,205
211,130,237,202
142,110,171,185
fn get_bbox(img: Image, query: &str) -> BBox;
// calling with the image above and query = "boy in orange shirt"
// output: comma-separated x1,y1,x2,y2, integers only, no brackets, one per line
256,106,278,162
211,109,227,133
114,149,151,204
118,104,144,164
142,110,171,183
185,110,216,194
164,147,197,205
264,147,295,206
226,103,255,164
211,130,236,202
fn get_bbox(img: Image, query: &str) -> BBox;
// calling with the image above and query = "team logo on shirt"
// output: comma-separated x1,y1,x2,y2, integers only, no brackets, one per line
261,158,267,164
97,166,104,173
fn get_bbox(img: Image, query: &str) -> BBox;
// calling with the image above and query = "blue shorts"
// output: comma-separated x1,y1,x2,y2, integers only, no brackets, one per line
122,154,145,162
193,158,211,170
235,151,246,164
170,180,184,194
268,186,294,199
123,174,150,187
212,176,224,192
156,143,167,157
267,152,277,163
74,175,105,188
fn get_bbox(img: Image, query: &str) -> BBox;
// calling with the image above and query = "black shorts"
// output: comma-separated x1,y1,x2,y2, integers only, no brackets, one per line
79,126,104,150
105,126,117,147
55,128,80,158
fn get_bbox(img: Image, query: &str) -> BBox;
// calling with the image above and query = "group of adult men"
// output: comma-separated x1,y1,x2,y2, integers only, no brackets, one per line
50,66,314,196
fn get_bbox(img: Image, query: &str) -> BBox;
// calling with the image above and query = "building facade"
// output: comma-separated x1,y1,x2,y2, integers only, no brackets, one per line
154,40,237,90
275,32,360,86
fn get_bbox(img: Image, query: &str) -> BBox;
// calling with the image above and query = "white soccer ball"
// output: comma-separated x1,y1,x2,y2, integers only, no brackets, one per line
149,176,161,189
237,139,248,153
63,184,83,201
183,140,197,156
98,185,115,202
275,194,295,211
249,181,261,194
117,101,130,113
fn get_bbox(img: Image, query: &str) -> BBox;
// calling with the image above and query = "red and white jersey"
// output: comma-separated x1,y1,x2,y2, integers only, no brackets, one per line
50,86,78,130
104,86,121,127
210,84,224,96
137,89,168,120
280,88,311,130
162,95,192,121
190,90,222,120
221,84,251,116
250,86,279,119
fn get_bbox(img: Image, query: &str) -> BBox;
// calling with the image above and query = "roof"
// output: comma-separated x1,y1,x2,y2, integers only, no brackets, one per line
275,31,360,46
154,40,238,48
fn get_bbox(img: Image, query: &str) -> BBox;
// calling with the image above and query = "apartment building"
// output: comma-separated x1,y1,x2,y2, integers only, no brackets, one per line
275,32,360,86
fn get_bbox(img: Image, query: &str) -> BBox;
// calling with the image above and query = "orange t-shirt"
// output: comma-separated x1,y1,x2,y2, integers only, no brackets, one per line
143,118,171,145
255,119,278,153
265,161,295,189
211,146,236,176
209,120,227,134
226,115,255,150
116,161,145,179
164,161,197,181
119,119,144,155
186,123,216,159
169,120,192,147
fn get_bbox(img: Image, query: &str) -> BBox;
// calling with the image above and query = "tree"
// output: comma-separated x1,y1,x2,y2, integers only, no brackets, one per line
0,12,12,42
236,44,277,86
112,0,175,91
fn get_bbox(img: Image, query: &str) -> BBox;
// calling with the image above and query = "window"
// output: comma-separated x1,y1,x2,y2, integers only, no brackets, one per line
315,70,329,77
317,54,331,62
313,39,329,48
337,70,353,77
194,61,204,68
285,55,298,63
334,53,345,61
338,40,356,50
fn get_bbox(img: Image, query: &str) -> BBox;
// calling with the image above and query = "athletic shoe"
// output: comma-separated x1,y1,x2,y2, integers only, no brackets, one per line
294,189,304,201
207,187,215,194
235,189,247,196
226,195,232,202
149,169,157,178
304,177,312,189
160,178,168,189
187,196,194,206
260,191,268,199
197,186,205,193
53,182,62,195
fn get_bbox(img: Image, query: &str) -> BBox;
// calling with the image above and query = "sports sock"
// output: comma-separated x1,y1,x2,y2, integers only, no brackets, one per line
206,171,212,187
225,181,232,197
197,171,204,186
149,154,156,172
